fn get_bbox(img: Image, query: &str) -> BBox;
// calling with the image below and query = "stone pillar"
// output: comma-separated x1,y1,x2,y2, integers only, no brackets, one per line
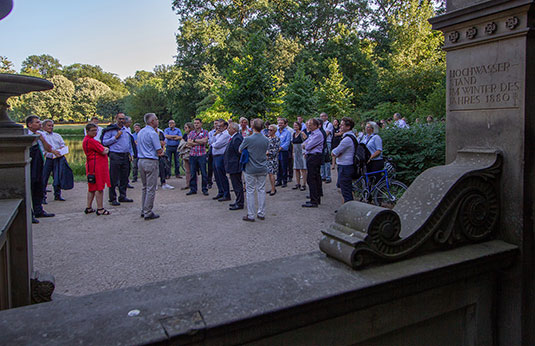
430,1,535,343
0,104,35,307
0,73,53,307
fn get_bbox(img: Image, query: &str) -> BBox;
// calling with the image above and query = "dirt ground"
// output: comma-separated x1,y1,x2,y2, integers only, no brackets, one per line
32,173,343,298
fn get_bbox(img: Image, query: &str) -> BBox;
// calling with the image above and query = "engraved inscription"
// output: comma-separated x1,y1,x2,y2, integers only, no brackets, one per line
448,61,520,110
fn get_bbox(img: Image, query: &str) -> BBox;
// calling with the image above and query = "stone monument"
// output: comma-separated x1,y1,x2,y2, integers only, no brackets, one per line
320,0,535,344
0,0,56,308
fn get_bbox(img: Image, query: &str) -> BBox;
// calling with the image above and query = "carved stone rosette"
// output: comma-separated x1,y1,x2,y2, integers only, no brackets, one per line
319,149,502,269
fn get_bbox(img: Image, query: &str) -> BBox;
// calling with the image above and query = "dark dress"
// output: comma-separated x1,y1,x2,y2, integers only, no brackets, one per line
331,126,342,150
83,136,111,192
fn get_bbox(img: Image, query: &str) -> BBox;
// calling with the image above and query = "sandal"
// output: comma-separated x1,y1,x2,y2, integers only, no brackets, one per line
84,208,95,214
96,208,110,216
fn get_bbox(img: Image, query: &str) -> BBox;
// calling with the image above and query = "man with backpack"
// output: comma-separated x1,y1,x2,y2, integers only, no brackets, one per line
331,117,357,203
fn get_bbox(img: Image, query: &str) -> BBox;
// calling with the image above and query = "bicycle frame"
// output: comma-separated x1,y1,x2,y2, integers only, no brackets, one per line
354,169,391,198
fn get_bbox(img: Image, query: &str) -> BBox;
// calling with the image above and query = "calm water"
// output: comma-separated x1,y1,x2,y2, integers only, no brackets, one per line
63,136,86,165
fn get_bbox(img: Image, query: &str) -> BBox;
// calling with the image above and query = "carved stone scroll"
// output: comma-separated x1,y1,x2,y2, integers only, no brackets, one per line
320,149,502,269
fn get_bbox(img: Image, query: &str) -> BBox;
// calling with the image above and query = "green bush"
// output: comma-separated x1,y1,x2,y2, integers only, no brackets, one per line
381,122,445,185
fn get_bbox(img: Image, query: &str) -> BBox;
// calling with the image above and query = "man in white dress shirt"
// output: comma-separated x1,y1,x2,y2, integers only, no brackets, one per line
40,119,66,202
211,119,231,201
84,116,103,142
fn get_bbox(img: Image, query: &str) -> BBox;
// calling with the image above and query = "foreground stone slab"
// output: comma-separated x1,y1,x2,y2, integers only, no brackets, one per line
0,240,517,345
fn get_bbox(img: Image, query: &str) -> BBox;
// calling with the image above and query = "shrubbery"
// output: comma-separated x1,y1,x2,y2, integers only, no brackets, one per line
381,122,445,185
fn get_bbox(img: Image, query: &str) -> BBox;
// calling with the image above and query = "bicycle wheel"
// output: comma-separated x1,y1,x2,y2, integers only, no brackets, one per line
352,178,368,202
372,179,408,208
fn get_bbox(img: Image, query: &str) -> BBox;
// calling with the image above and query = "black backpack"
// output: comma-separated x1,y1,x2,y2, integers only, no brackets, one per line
348,134,373,178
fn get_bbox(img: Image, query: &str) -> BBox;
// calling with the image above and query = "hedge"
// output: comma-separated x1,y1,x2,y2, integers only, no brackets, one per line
381,122,446,185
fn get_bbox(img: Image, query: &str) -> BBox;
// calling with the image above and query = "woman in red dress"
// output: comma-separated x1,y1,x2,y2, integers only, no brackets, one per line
83,123,111,215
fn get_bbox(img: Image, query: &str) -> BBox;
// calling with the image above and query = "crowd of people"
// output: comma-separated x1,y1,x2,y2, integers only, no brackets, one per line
26,110,426,223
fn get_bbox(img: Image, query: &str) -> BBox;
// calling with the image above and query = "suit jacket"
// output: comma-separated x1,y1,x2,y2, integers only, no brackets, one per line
224,133,243,174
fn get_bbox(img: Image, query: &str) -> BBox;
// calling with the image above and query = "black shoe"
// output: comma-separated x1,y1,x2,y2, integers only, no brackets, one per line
186,191,197,195
203,191,209,196
229,203,237,207
218,197,231,202
32,217,39,224
127,184,134,189
242,216,255,222
325,179,331,184
275,182,282,187
207,184,213,189
35,211,55,218
257,215,265,220
302,202,318,208
306,195,310,199
229,205,244,210
118,198,133,203
42,199,48,205
132,179,137,183
141,213,145,218
292,184,300,190
54,196,66,201
281,183,287,188
144,212,160,220
110,200,121,206
269,189,277,196
212,195,223,200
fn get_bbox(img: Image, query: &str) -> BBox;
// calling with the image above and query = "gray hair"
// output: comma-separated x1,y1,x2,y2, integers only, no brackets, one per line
144,113,157,124
268,124,278,132
42,119,54,127
229,122,239,132
367,121,380,134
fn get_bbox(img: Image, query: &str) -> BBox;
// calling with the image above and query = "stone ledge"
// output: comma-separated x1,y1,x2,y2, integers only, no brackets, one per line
0,240,518,345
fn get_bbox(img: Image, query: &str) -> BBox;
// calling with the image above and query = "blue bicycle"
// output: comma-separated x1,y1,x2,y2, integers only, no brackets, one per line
352,166,408,207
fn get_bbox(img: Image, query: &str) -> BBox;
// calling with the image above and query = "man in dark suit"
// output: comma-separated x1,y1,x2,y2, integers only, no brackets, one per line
224,122,244,210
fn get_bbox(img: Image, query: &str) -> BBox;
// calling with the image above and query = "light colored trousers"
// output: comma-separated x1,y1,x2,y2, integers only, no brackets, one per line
139,158,159,217
244,172,267,219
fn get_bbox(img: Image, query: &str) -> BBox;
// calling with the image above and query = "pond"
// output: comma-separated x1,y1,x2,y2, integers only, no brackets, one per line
62,136,87,176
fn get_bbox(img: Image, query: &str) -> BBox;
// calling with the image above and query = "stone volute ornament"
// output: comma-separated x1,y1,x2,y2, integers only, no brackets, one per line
506,16,520,30
448,31,460,43
319,149,502,269
466,27,478,39
485,22,497,35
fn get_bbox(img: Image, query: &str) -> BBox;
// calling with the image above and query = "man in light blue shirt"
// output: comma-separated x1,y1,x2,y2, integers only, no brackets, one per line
275,118,291,187
331,117,356,203
102,112,133,205
164,120,182,178
137,113,163,220
211,119,231,201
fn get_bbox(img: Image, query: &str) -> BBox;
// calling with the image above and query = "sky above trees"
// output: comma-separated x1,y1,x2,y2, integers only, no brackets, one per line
1,0,177,79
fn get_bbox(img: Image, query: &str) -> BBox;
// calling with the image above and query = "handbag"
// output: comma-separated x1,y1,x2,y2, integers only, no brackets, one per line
84,142,97,184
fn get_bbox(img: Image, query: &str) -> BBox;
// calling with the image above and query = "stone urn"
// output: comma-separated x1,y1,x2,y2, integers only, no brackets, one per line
0,73,53,134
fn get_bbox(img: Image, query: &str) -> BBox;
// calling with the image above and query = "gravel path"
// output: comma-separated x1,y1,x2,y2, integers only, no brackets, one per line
32,174,343,297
